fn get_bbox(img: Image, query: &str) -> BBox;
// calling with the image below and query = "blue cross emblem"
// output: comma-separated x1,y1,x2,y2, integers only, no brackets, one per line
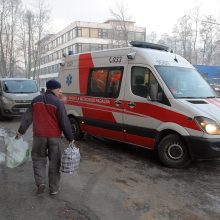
66,74,72,86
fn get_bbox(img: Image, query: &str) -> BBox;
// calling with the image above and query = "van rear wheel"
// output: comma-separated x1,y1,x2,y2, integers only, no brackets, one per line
158,134,191,168
70,117,84,141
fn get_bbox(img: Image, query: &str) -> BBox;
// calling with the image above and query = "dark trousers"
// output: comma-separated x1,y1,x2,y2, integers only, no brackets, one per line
31,137,61,192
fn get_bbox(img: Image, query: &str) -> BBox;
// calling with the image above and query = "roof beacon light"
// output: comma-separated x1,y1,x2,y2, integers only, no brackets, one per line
130,41,169,51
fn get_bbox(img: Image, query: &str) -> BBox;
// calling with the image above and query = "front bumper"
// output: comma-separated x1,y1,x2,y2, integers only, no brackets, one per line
0,103,30,117
185,136,220,159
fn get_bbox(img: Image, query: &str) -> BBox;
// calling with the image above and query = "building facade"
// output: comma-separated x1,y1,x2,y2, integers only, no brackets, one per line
34,20,146,87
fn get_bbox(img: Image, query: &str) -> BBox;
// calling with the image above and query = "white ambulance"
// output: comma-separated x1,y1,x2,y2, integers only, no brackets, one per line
59,41,220,168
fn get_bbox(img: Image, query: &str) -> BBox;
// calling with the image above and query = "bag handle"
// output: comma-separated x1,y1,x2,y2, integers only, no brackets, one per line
68,142,77,149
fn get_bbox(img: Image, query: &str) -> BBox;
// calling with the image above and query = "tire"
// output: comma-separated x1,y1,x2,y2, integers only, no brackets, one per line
158,134,191,168
70,117,84,141
0,107,5,121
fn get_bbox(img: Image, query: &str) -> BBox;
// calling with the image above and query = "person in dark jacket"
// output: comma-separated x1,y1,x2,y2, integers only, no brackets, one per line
16,79,74,195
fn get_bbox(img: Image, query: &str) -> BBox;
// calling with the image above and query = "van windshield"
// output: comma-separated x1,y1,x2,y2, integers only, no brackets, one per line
3,80,38,93
155,66,217,98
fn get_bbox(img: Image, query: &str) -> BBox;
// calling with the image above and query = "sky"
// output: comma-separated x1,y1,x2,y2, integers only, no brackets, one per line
23,0,220,36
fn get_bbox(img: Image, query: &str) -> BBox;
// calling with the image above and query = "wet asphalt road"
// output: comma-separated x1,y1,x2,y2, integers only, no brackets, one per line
0,118,219,220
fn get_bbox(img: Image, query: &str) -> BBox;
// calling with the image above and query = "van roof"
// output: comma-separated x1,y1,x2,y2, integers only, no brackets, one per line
62,41,193,69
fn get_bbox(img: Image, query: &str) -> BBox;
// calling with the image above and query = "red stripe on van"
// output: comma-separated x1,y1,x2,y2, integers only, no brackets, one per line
84,125,155,149
126,134,155,149
207,98,220,108
124,101,200,131
79,53,94,94
65,94,200,131
83,108,116,122
86,125,125,141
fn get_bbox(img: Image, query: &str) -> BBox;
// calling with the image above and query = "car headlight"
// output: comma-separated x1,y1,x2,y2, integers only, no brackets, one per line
195,116,220,135
2,96,14,104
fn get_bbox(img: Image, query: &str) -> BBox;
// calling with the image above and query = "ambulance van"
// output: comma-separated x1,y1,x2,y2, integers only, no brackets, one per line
59,41,220,168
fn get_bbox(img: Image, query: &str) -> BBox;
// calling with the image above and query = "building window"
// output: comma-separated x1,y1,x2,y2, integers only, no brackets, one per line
81,43,90,52
90,28,98,38
71,28,76,38
98,29,110,39
67,31,71,41
72,44,76,54
77,27,82,37
77,43,82,53
61,34,65,43
90,44,99,51
81,28,90,37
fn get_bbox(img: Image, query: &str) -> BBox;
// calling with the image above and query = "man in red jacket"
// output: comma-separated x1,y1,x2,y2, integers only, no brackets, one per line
17,79,74,195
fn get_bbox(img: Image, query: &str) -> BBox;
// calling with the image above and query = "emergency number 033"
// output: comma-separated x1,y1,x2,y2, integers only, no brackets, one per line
109,56,122,63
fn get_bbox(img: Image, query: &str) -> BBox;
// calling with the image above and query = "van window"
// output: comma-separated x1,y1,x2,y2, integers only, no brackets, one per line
88,67,123,98
131,66,157,98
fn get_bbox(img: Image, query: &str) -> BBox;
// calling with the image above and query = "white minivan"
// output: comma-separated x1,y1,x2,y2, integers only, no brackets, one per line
0,78,40,119
59,41,220,168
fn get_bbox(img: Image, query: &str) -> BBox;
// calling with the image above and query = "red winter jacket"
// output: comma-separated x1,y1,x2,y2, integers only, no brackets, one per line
18,90,74,141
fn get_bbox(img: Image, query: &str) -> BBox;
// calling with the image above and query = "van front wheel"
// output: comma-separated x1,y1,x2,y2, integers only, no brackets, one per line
158,134,191,168
70,117,84,141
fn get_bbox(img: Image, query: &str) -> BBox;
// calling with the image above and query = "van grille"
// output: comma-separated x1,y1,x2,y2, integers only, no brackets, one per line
15,100,32,103
13,104,30,108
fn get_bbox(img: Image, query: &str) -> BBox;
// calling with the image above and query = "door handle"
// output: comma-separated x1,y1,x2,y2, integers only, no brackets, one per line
115,100,122,106
128,102,135,108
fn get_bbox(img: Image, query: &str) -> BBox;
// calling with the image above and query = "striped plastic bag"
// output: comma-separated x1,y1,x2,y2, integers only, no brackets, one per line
60,143,80,174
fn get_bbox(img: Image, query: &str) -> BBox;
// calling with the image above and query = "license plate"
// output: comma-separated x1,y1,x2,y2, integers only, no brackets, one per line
19,108,27,113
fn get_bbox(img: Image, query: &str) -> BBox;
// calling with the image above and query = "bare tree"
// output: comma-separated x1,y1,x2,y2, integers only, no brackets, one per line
0,0,8,77
199,15,216,64
146,31,157,43
8,0,21,77
33,0,50,82
158,33,176,51
25,10,35,79
190,5,201,64
174,15,193,62
109,1,132,47
19,0,50,79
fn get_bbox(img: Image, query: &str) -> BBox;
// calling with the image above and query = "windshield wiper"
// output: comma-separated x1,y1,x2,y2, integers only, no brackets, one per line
206,96,219,98
177,97,198,99
178,96,220,99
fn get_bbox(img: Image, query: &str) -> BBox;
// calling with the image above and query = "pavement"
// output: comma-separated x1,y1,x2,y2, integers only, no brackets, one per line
0,121,220,220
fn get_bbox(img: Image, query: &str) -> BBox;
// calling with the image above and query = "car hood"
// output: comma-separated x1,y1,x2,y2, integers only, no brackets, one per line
3,92,39,101
177,98,220,123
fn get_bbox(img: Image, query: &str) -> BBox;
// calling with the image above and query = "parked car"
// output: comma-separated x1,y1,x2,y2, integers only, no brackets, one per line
0,78,40,119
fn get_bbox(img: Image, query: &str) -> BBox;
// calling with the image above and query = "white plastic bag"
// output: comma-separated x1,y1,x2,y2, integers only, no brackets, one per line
6,137,29,168
0,152,5,165
60,142,80,174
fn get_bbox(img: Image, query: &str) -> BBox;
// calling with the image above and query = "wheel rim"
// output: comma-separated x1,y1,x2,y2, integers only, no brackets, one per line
167,143,184,160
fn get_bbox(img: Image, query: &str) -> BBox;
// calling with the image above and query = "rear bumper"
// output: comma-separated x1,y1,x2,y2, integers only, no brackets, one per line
185,136,220,159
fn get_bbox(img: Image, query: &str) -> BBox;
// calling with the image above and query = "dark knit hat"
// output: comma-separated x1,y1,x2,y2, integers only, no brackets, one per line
46,80,61,90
